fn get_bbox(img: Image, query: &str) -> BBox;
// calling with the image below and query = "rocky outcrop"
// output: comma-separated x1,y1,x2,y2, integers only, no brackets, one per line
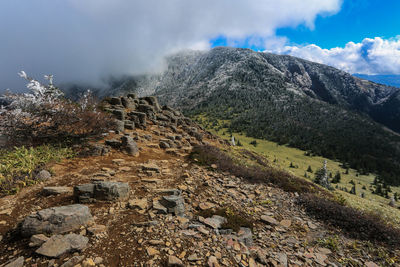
21,205,92,237
74,181,130,203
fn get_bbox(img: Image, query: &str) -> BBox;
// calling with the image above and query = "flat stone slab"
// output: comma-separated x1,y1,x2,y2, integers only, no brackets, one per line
21,204,92,237
42,187,72,196
35,233,88,258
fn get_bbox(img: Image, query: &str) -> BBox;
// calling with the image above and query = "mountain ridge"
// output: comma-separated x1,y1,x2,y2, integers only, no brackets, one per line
87,47,400,184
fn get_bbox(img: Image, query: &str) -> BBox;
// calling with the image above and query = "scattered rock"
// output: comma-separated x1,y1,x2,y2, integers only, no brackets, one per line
36,170,51,181
82,258,96,267
203,215,227,229
60,255,85,267
87,224,107,236
146,247,160,256
237,227,253,246
35,234,88,258
21,204,92,237
29,234,49,247
128,199,148,210
160,195,185,216
207,256,220,267
168,255,184,266
3,256,24,267
260,215,278,226
280,219,292,228
199,202,215,210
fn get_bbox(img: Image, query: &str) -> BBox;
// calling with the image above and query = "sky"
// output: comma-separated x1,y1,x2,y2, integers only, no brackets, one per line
0,0,399,93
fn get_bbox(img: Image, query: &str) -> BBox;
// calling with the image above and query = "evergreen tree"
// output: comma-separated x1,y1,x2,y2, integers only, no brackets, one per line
350,185,356,195
306,165,313,173
250,140,258,147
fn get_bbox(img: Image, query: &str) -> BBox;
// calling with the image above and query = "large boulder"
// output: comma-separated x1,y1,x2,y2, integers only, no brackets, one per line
74,181,130,203
21,204,92,237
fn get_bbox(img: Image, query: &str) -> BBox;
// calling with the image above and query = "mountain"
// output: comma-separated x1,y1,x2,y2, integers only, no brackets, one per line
354,74,400,88
105,47,400,185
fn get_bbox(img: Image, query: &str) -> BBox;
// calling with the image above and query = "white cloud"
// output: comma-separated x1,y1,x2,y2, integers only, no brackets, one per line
0,0,341,91
265,37,400,74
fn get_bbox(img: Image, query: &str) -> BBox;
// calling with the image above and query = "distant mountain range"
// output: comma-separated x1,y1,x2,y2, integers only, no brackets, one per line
83,47,400,184
354,74,400,88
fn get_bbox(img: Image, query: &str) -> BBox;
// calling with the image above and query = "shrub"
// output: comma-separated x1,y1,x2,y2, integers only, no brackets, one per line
0,72,114,146
298,194,400,246
190,145,329,195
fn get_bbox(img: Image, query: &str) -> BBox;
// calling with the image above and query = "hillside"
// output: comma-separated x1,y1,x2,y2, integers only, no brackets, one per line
1,95,400,266
105,47,400,185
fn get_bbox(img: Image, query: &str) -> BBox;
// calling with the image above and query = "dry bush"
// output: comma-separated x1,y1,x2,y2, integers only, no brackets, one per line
0,72,114,146
190,144,326,195
298,194,400,246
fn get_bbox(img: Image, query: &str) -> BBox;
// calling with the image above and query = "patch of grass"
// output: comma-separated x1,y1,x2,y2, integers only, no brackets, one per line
317,235,340,252
197,207,253,232
0,145,74,195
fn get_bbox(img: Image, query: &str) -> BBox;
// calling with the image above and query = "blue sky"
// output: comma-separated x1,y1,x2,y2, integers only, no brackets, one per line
211,0,400,50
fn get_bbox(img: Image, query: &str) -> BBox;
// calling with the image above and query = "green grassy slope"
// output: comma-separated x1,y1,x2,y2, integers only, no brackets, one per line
195,115,400,226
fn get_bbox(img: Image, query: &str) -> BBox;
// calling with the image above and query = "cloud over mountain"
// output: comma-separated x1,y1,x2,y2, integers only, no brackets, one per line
0,0,340,92
266,37,400,75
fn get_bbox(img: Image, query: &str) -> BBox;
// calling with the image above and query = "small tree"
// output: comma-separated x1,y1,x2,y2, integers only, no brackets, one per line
307,165,313,173
350,185,356,195
314,160,332,190
250,140,258,147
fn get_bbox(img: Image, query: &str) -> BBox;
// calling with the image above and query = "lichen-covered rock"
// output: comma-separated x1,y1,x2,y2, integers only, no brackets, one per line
21,204,92,237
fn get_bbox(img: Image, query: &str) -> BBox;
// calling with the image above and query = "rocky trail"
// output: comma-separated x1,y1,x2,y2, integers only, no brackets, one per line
0,95,393,267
